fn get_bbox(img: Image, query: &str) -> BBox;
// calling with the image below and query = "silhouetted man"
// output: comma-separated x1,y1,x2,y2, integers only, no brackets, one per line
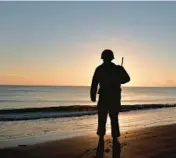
90,49,130,156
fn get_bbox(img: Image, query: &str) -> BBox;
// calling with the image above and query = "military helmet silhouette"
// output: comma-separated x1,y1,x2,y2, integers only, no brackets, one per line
101,49,115,60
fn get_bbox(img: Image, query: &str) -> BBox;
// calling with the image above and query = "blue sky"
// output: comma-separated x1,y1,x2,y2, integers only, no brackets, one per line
0,2,176,86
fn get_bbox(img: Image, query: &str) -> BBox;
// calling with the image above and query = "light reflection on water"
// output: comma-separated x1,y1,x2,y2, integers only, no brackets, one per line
0,107,176,148
1,86,176,109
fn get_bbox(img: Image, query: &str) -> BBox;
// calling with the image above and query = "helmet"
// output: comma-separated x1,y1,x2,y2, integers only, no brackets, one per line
101,49,115,60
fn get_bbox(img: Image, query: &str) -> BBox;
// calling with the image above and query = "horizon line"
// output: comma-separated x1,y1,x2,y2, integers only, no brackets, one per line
0,84,176,88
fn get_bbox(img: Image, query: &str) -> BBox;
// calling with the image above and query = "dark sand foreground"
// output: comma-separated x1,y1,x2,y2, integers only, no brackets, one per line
1,124,176,158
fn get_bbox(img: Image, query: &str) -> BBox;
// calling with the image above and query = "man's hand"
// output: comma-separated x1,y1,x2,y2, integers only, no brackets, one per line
91,96,96,102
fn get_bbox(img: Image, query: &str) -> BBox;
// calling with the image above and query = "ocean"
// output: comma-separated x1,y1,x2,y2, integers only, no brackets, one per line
0,85,176,148
1,85,176,110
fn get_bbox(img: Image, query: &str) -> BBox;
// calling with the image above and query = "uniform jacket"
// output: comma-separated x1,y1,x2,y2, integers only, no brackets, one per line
90,62,130,102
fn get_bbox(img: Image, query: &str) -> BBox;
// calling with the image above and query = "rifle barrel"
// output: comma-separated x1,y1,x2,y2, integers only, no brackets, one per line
121,57,124,66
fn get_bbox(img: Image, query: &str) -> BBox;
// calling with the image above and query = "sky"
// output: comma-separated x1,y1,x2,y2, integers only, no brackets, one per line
0,1,176,87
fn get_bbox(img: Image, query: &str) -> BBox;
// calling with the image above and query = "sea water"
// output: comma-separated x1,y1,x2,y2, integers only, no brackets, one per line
0,86,176,148
0,86,176,110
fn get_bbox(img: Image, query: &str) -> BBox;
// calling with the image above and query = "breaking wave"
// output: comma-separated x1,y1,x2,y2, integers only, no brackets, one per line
0,104,176,121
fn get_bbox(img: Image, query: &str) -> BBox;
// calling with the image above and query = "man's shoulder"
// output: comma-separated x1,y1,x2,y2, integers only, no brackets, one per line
96,63,122,69
95,64,103,70
112,63,122,69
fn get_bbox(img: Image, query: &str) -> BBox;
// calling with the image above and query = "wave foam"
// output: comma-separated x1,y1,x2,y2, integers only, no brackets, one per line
0,104,176,121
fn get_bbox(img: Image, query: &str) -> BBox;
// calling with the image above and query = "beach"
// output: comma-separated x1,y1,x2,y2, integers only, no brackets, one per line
1,107,176,148
1,86,176,157
1,124,176,158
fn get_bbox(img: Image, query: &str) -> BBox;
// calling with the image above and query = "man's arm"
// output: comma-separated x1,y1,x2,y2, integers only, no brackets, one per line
119,66,130,84
90,68,99,102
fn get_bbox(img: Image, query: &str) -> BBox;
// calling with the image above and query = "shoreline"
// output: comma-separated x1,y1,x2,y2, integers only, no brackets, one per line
1,104,176,121
1,104,176,113
1,107,176,149
1,124,176,158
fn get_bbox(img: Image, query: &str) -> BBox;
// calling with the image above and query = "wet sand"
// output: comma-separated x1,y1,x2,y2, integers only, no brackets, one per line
1,124,176,158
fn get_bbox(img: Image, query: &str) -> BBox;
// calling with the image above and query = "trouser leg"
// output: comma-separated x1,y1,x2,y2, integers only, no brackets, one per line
109,110,120,137
97,107,108,137
96,136,104,158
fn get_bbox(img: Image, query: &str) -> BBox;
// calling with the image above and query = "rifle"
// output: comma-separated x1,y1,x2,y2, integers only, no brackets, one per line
121,57,124,66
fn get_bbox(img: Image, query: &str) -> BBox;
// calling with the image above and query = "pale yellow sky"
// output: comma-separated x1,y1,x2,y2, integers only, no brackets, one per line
1,38,176,87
